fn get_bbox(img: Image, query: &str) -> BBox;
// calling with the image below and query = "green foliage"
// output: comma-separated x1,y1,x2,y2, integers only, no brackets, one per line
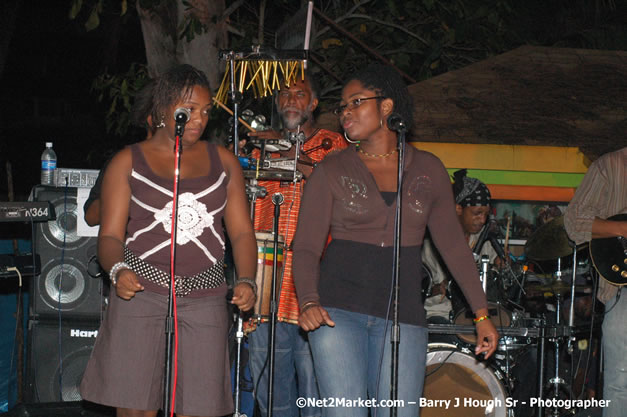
68,0,626,141
92,63,150,136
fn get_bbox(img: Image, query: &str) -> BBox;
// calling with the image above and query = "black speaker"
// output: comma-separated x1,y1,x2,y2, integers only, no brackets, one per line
1,401,114,417
30,186,106,320
25,320,100,404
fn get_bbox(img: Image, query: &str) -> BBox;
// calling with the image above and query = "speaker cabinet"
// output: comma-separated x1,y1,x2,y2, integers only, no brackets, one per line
25,320,100,404
30,186,105,320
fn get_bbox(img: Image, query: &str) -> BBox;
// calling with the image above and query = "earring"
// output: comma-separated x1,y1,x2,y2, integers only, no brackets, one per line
380,118,383,128
157,117,165,128
344,131,359,144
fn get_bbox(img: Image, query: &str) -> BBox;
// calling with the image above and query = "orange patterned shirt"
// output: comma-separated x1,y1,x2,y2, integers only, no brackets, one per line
249,129,346,326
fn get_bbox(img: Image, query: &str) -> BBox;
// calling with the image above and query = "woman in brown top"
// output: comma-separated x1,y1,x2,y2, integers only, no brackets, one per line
292,64,498,417
80,65,257,417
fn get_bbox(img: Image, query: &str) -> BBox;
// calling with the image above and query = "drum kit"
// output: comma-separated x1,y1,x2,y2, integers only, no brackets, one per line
424,216,599,417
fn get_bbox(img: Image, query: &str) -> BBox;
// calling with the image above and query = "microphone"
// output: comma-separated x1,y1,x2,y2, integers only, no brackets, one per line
271,192,284,206
386,113,406,132
488,234,508,261
174,107,190,124
174,108,190,137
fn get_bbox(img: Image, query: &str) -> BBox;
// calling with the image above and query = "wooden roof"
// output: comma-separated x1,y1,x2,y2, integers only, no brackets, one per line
407,45,627,161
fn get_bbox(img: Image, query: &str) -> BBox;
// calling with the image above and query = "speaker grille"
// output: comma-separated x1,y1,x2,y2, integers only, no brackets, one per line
26,320,100,404
31,185,105,320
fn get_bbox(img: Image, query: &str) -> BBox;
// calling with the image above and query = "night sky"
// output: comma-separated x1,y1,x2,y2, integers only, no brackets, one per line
0,1,145,200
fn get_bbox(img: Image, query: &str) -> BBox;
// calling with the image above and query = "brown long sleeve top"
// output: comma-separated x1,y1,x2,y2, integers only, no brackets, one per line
292,145,488,326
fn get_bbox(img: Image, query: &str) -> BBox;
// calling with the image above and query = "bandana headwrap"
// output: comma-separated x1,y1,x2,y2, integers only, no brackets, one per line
452,169,491,207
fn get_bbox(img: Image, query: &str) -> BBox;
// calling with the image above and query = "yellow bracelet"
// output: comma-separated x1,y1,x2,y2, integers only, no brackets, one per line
473,315,489,323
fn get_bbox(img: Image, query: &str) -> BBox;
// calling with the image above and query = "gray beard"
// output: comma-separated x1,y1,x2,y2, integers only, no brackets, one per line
281,111,312,131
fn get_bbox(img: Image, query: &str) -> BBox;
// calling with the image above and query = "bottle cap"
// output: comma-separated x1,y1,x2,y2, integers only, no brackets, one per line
45,142,53,147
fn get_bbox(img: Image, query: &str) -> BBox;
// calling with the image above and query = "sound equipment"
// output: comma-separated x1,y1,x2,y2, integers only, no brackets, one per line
0,254,41,279
0,201,55,223
24,320,100,404
2,401,113,417
30,186,105,320
54,168,100,188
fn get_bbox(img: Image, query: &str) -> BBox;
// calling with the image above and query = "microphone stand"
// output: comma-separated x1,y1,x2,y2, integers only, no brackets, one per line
163,121,185,416
267,193,284,417
390,123,406,417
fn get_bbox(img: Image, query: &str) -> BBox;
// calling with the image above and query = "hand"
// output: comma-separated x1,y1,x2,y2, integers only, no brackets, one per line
232,283,256,311
474,318,499,359
115,269,144,300
298,304,335,331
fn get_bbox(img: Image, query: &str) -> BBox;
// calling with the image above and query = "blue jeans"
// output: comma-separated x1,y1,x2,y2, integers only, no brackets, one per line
603,289,627,417
309,308,428,417
248,321,320,417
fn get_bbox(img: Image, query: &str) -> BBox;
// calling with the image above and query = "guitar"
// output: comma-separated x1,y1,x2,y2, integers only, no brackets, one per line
589,214,627,285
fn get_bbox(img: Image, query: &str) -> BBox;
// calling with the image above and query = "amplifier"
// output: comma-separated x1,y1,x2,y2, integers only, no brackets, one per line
54,168,100,188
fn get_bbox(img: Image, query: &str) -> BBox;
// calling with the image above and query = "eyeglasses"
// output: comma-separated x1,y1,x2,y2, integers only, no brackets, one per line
333,96,385,116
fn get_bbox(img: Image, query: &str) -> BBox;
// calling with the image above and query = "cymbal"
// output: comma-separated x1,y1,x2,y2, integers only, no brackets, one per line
527,281,591,296
525,216,577,261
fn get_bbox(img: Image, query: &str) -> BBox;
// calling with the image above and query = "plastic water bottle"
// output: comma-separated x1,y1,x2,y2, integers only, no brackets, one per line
40,142,57,185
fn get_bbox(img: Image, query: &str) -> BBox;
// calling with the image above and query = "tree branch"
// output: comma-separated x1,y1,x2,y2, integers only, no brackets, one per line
347,13,430,47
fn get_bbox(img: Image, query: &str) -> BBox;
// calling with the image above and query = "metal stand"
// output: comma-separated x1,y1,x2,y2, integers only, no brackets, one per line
389,118,407,417
163,126,185,417
267,193,284,417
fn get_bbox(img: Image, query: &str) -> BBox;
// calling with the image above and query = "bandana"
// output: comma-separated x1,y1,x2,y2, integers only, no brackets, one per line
453,170,491,207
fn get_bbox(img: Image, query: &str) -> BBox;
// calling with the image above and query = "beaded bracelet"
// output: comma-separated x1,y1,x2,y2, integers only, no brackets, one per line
109,261,131,286
236,277,257,296
473,315,490,323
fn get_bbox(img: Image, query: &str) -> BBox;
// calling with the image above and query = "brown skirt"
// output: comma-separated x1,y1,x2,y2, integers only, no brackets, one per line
80,289,233,416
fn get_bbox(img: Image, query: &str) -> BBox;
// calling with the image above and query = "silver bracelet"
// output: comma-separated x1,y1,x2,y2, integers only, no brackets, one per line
236,277,257,296
109,261,131,286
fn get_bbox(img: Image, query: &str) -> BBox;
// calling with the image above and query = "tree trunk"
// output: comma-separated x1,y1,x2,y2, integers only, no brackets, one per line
136,0,178,78
136,0,226,90
179,0,227,91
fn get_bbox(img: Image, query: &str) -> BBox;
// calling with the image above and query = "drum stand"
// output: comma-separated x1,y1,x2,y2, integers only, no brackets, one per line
542,253,579,417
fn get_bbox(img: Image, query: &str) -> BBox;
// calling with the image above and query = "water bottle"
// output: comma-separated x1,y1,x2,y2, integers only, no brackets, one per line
40,142,57,185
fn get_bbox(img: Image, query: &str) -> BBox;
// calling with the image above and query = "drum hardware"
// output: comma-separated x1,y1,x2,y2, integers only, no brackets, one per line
243,169,303,181
480,255,489,293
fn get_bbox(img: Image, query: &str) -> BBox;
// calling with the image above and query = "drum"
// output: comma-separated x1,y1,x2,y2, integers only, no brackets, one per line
253,232,285,320
422,344,510,417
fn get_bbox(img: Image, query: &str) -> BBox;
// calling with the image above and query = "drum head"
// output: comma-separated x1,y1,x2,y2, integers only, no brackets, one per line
422,347,507,417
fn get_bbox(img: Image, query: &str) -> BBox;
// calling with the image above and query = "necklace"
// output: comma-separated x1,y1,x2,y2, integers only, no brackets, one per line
357,145,397,158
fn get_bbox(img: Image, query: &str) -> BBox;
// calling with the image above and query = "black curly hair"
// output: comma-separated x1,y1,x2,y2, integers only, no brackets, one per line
148,64,211,132
345,63,414,130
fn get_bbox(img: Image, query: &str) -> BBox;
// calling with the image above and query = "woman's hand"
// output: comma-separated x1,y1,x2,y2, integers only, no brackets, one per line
115,269,144,300
474,318,499,359
232,283,256,311
298,303,335,331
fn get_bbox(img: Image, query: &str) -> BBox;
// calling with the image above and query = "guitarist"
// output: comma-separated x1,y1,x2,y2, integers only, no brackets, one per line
564,146,626,417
